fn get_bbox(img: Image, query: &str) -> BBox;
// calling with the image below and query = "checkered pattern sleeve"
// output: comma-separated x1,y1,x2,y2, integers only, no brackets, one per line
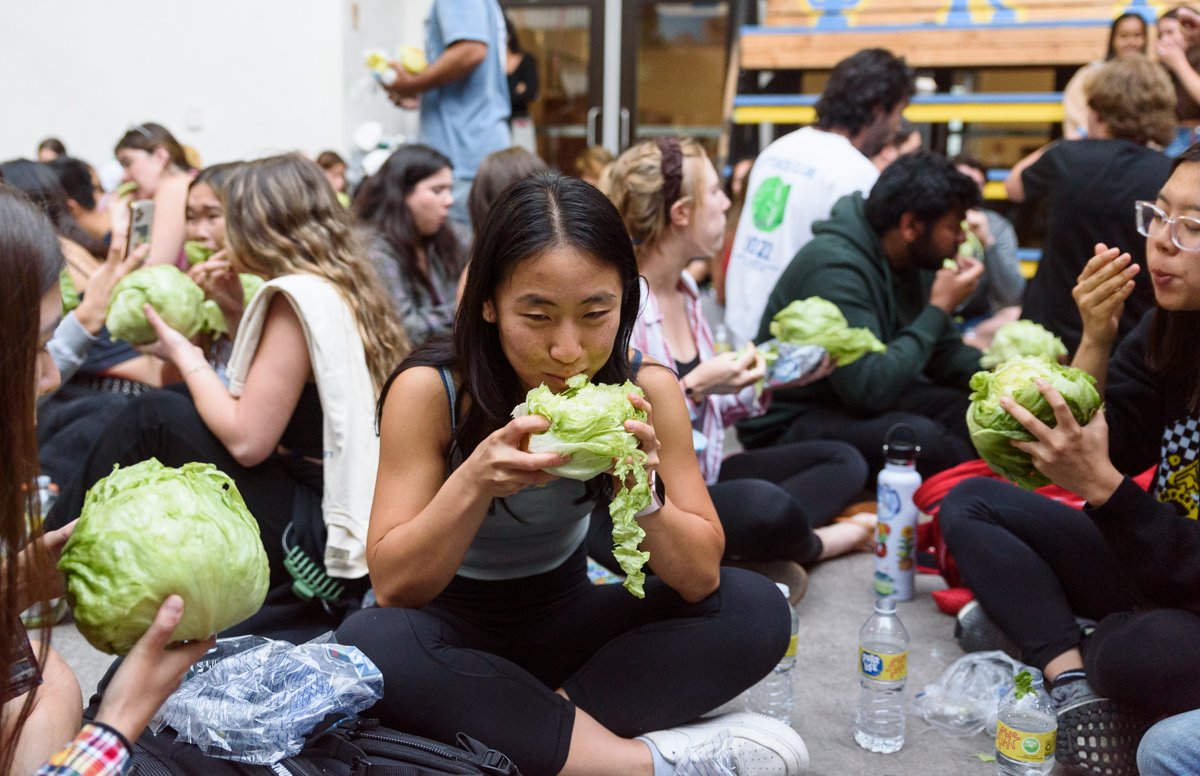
35,723,132,776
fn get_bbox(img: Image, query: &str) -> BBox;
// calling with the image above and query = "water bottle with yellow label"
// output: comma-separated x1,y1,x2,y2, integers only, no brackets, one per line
746,582,798,723
854,597,909,753
995,669,1056,775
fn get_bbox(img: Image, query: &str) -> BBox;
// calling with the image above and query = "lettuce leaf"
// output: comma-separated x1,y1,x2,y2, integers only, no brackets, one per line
768,297,886,366
980,320,1068,369
105,265,207,345
514,375,651,596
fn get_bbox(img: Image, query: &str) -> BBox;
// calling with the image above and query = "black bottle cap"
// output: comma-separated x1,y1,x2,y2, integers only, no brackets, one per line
883,423,920,463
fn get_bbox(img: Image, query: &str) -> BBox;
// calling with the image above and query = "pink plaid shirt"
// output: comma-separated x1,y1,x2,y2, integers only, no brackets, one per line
630,273,765,484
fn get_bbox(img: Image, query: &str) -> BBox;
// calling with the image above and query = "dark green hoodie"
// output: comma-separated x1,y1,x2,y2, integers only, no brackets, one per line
737,192,982,447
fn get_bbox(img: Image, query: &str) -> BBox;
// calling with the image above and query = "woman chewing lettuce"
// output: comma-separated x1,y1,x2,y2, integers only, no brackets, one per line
940,146,1200,771
0,187,212,776
335,175,809,776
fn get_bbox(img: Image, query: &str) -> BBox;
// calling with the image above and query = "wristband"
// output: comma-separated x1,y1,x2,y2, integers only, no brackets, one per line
182,363,210,380
634,473,663,518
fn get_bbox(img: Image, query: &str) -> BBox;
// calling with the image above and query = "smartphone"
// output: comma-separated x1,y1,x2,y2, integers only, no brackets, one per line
129,199,155,258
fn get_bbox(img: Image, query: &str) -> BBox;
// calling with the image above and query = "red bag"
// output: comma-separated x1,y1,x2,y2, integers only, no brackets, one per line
913,460,1156,614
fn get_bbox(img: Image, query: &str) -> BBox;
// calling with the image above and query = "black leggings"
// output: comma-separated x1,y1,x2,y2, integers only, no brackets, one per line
768,382,975,480
335,548,789,776
940,477,1200,717
588,440,868,570
47,385,316,589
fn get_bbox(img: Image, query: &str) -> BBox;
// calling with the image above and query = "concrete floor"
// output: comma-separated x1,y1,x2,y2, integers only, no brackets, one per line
47,552,1074,775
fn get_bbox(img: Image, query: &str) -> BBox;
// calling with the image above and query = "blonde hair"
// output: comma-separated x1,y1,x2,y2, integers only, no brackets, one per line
605,137,708,254
1087,55,1176,147
575,145,614,179
223,154,409,391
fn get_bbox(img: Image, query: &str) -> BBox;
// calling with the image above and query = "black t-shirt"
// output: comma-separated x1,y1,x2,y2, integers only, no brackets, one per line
507,53,539,118
1020,139,1171,354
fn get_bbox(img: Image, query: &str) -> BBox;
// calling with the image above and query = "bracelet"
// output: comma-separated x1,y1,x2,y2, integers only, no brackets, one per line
634,473,663,518
182,363,210,379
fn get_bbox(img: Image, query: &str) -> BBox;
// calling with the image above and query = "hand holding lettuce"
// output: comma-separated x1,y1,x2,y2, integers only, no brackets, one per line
966,356,1102,489
767,297,886,367
980,321,1067,369
513,375,652,597
58,459,270,655
106,265,209,345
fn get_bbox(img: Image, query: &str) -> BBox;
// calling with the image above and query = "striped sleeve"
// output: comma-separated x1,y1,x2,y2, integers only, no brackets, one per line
36,723,132,776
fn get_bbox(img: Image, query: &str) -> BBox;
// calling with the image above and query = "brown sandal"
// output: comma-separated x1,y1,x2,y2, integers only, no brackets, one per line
834,512,878,553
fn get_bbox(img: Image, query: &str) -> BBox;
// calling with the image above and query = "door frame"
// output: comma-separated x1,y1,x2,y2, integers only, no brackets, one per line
499,0,608,151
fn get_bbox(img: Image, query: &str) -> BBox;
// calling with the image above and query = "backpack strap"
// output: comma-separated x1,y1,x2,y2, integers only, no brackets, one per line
437,367,457,427
631,349,644,378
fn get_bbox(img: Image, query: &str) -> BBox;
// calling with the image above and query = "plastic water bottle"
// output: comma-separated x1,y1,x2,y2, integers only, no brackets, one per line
713,323,731,354
21,476,67,629
995,669,1056,775
874,424,922,601
36,475,57,518
746,583,798,723
854,598,909,753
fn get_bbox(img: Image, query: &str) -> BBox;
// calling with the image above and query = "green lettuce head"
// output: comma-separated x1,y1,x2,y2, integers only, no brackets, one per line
105,265,207,345
768,297,886,366
58,459,269,655
980,320,1068,369
514,375,651,597
966,356,1102,489
60,269,80,314
203,274,265,336
183,241,217,266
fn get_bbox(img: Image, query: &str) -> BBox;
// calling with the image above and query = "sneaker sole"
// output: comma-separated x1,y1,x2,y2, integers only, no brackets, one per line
1056,697,1145,776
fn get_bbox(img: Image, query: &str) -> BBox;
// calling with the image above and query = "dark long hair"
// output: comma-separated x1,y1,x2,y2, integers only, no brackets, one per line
0,158,107,257
1106,12,1147,59
1148,144,1200,411
0,185,64,773
353,144,463,297
379,174,641,467
114,122,190,171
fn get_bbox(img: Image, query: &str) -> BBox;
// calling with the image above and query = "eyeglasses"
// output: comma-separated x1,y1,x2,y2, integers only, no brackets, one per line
1136,200,1200,251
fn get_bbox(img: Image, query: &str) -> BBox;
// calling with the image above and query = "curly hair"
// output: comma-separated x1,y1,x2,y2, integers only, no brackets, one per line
864,150,981,235
814,49,915,134
1087,55,1176,147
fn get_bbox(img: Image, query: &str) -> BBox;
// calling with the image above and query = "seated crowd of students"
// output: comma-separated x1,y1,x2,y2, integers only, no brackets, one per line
4,36,1200,776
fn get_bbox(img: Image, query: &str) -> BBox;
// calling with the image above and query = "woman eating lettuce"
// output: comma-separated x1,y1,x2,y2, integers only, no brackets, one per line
940,145,1200,771
335,175,810,776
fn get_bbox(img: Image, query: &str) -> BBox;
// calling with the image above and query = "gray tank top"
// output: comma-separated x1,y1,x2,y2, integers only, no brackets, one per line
438,357,640,581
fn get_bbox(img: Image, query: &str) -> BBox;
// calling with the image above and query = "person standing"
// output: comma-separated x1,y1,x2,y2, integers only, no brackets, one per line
722,48,914,344
383,0,511,234
505,14,539,155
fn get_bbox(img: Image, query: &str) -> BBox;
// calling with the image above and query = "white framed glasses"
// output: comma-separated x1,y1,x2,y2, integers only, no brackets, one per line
1136,200,1200,251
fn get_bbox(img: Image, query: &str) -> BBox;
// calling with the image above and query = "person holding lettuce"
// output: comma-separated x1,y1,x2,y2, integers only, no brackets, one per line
336,175,810,776
940,145,1200,772
597,137,875,583
737,152,986,478
48,155,410,639
0,186,214,776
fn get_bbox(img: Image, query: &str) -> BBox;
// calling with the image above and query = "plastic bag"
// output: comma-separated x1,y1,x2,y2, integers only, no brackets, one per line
913,651,1027,738
150,632,383,764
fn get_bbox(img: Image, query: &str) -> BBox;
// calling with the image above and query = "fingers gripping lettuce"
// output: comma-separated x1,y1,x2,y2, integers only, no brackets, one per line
58,459,270,655
768,297,886,366
105,264,207,345
980,321,1068,369
513,375,652,597
966,356,1102,489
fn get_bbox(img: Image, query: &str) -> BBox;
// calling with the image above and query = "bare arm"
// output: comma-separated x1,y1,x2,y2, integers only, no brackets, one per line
1005,144,1051,203
386,40,488,98
139,294,312,466
366,367,567,608
146,175,189,267
632,365,724,602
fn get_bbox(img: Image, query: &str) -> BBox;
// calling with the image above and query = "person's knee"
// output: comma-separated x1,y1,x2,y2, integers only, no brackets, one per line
1137,711,1200,776
832,442,870,494
7,644,83,774
938,477,1003,540
715,568,791,679
1087,610,1200,713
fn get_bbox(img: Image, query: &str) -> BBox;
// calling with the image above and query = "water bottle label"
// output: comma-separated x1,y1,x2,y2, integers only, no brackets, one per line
784,634,797,659
996,720,1056,763
859,648,907,681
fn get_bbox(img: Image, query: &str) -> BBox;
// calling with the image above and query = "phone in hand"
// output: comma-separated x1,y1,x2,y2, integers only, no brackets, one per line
128,199,155,262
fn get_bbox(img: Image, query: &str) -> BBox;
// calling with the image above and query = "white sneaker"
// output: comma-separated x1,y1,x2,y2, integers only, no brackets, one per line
642,712,809,776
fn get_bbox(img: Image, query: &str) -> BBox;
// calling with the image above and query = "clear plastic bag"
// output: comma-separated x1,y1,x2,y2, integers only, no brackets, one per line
150,632,383,764
912,651,1027,738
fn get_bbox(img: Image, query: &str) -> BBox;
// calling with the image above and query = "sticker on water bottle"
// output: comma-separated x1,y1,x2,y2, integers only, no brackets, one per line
859,648,907,681
995,720,1056,762
784,634,797,659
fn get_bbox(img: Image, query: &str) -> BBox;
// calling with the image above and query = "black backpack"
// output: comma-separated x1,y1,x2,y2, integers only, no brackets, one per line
84,682,520,776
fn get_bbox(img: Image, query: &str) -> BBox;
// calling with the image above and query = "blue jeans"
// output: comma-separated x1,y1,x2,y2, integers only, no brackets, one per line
1138,710,1200,776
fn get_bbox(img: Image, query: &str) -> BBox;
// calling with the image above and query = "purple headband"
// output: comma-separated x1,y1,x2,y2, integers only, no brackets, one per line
655,136,683,215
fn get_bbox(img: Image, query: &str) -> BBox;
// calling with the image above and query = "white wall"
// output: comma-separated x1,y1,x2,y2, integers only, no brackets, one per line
0,0,431,170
